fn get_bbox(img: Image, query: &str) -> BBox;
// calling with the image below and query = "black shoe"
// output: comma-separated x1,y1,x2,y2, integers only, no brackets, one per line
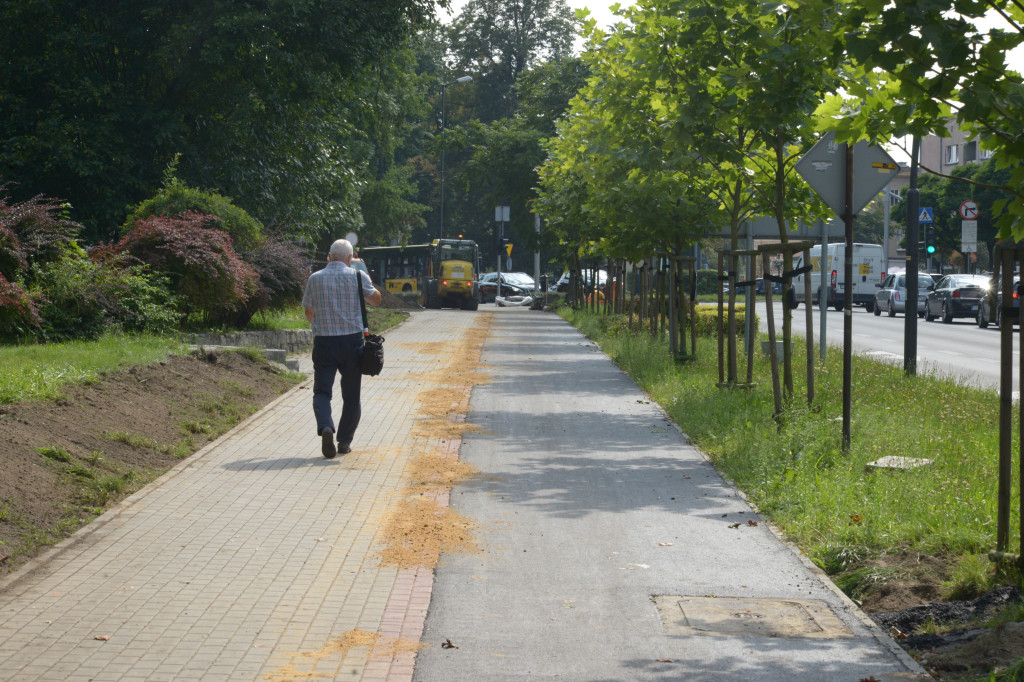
321,430,337,459
337,441,351,455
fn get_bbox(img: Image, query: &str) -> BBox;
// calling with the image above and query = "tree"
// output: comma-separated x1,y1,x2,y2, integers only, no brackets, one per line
822,0,1024,239
0,0,442,242
447,0,577,122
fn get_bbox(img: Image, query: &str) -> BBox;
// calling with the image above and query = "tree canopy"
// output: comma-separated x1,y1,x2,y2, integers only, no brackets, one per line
0,0,441,243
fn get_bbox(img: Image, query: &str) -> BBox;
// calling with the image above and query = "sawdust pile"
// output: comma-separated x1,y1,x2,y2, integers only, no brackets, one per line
376,314,493,570
376,495,480,570
264,629,425,680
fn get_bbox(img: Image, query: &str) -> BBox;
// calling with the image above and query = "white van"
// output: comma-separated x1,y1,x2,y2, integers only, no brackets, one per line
790,243,884,312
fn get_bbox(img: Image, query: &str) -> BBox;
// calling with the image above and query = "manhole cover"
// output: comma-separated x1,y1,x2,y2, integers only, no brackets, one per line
654,596,853,639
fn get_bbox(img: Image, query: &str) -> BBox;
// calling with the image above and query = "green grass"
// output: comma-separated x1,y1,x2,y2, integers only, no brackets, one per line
0,332,184,404
185,303,407,335
559,307,1019,574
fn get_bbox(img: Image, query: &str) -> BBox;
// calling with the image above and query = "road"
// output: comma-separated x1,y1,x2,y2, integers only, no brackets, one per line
752,299,1019,395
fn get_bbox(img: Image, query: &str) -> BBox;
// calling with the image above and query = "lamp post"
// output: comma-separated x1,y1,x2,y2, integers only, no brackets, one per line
439,75,472,240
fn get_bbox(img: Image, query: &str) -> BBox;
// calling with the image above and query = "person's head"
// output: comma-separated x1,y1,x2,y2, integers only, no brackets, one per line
328,239,354,263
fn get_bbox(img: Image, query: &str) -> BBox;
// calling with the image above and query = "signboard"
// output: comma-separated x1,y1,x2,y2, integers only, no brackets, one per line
795,131,901,217
504,243,513,257
495,205,510,222
962,220,978,253
918,207,933,223
958,200,979,220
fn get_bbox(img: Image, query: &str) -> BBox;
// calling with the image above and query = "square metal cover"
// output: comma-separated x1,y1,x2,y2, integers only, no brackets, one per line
654,596,853,639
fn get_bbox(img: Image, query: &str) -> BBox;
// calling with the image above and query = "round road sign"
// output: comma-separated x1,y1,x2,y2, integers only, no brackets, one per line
958,200,979,220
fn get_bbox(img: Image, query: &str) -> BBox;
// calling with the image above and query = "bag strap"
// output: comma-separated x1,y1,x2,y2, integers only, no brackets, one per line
356,270,369,335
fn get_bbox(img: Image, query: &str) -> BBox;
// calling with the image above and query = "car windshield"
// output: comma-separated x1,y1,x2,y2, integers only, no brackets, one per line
505,273,535,286
950,275,989,287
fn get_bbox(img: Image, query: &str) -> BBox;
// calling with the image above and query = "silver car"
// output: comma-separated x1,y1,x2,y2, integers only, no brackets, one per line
873,273,934,317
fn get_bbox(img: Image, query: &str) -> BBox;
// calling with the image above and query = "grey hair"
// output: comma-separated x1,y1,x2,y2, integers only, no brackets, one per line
328,239,353,261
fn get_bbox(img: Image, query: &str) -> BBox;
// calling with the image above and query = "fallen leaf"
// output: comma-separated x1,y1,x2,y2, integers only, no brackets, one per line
728,522,741,529
94,635,110,641
442,639,458,649
747,520,758,527
859,677,881,682
849,514,863,525
657,658,674,663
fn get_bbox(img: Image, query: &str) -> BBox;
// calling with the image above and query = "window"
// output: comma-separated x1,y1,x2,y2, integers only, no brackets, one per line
964,141,977,162
980,148,995,160
945,144,959,165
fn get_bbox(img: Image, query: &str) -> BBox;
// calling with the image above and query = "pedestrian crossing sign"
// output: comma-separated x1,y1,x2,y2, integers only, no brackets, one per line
919,207,933,223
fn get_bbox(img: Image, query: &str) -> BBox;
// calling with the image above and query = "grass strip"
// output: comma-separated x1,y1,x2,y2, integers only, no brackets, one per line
0,332,184,404
559,307,1018,579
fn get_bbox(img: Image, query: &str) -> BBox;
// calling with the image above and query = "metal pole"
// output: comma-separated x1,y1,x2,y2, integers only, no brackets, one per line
905,137,921,376
819,221,828,361
882,180,891,276
842,144,854,450
439,83,446,240
534,213,541,293
438,76,471,241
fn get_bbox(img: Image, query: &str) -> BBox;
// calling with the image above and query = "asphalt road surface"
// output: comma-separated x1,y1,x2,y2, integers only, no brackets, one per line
753,298,1019,395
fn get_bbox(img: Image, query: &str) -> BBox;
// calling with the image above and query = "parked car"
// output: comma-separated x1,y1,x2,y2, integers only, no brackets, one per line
478,272,536,303
873,273,934,317
977,276,1021,328
924,274,990,323
551,269,608,293
755,278,783,295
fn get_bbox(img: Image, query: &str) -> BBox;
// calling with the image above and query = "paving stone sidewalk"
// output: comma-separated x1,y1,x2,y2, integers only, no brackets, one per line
0,310,476,682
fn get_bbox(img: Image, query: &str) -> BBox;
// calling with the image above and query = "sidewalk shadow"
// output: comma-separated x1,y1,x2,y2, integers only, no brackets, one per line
222,456,339,471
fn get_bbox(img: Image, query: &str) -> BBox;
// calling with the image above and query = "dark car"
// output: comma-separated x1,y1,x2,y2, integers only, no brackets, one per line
873,273,933,317
924,274,990,323
551,269,608,293
977,276,1021,328
478,272,536,303
755,278,783,295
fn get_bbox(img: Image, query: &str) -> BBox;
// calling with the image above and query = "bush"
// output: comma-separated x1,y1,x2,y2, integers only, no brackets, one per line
694,269,721,295
123,174,263,250
0,273,42,341
115,212,260,325
32,252,181,340
239,235,309,310
0,189,81,284
694,303,755,337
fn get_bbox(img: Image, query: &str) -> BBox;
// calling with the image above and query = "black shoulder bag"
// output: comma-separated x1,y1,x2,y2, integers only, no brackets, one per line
357,273,385,376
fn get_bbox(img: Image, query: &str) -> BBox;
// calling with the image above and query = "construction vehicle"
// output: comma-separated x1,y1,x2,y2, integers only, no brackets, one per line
419,238,481,310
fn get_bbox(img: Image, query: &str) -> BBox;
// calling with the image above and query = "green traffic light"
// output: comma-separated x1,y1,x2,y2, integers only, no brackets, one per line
926,245,936,254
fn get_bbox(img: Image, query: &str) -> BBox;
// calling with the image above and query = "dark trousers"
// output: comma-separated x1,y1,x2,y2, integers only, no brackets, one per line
311,333,364,444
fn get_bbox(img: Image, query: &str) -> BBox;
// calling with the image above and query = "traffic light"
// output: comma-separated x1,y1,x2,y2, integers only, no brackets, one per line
925,226,936,255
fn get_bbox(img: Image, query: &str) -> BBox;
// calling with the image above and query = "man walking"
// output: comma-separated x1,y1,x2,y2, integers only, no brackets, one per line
302,239,382,458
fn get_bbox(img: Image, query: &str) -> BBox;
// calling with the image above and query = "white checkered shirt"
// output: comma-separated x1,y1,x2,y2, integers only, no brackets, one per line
302,261,374,336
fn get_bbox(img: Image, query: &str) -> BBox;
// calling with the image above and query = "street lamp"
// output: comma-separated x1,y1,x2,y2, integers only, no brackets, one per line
439,75,472,240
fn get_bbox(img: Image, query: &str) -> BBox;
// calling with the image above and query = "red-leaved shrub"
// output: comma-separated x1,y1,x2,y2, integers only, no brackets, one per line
115,212,260,324
0,273,42,340
239,234,308,310
0,190,81,279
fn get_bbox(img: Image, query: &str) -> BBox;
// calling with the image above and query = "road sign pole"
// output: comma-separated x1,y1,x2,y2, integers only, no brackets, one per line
842,145,854,451
904,137,920,377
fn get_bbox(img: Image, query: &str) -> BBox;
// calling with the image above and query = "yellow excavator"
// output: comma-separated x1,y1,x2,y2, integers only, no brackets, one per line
419,239,480,310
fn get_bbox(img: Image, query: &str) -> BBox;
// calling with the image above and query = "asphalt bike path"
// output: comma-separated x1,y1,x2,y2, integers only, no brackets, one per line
0,307,926,680
415,307,925,681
